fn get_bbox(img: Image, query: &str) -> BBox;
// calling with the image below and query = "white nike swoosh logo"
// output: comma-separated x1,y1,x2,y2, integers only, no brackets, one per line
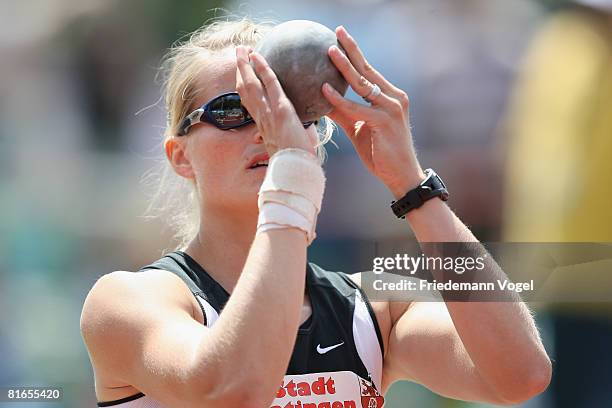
316,342,345,354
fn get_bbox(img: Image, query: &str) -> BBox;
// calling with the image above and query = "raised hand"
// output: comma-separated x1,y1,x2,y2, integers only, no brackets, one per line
235,46,318,157
322,26,425,197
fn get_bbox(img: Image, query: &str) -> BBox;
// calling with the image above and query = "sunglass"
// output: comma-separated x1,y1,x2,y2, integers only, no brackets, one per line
178,92,316,136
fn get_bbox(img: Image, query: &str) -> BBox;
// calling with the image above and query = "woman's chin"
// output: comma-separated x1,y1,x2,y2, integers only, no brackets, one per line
242,168,267,190
245,165,268,182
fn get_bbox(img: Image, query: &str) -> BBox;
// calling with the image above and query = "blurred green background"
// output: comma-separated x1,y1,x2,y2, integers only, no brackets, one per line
1,0,611,407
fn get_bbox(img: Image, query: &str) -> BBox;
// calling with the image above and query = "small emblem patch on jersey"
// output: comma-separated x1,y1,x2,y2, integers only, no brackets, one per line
360,378,385,408
316,342,345,354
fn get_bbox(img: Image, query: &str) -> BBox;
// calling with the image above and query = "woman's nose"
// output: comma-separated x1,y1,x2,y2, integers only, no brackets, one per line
252,127,264,144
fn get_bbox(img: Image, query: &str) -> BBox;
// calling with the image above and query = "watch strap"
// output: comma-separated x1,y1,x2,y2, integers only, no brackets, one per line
391,168,449,218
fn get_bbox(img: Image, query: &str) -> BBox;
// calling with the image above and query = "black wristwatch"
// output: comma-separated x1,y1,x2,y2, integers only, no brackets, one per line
391,168,449,219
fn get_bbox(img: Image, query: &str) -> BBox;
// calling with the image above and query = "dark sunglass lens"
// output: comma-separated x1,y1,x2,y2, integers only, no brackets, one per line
209,94,250,127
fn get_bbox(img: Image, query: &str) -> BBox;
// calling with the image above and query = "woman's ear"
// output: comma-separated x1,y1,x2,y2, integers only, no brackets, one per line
165,137,195,179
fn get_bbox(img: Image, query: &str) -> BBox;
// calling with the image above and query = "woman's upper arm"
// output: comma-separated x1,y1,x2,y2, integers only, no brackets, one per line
80,270,211,408
383,301,506,404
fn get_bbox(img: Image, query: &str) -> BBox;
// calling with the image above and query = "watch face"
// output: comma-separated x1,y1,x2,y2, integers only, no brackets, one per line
431,174,449,200
429,172,446,190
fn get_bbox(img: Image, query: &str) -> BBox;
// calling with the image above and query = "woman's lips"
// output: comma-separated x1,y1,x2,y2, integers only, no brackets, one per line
246,153,270,169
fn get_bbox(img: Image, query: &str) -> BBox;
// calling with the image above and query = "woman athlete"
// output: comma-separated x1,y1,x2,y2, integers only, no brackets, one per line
80,18,551,408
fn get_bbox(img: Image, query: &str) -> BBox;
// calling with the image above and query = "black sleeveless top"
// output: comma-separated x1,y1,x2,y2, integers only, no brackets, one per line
97,251,386,408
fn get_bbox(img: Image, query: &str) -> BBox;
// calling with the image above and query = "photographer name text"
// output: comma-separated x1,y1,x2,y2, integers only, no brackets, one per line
372,279,534,293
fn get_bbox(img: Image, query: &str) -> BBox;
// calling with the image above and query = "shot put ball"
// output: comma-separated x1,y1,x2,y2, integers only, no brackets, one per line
253,20,349,122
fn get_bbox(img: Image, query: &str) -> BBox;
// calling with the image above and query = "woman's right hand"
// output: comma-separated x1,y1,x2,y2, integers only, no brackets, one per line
235,45,318,157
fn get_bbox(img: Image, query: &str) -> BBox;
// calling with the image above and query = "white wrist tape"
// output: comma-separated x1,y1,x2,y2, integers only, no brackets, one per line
257,148,326,244
260,191,317,223
258,148,325,212
257,202,314,240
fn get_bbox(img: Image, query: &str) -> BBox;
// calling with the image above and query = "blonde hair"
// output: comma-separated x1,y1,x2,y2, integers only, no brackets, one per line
145,16,336,250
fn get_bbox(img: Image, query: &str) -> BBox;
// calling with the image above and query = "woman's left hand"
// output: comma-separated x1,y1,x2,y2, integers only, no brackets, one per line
322,26,425,198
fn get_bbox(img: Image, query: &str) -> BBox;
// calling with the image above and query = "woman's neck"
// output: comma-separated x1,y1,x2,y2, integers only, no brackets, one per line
184,206,257,293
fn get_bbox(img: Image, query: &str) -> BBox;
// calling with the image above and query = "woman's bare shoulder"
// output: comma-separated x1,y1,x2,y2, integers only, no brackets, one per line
80,269,201,350
83,269,194,311
80,270,205,402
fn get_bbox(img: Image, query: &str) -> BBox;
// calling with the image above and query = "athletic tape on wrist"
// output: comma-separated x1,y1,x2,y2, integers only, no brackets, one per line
258,148,325,212
259,191,317,223
257,202,315,242
257,148,325,244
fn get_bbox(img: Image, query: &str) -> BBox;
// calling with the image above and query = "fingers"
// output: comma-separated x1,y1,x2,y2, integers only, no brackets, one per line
334,26,410,111
237,47,297,123
235,46,268,123
328,45,403,113
325,108,356,137
322,82,386,122
249,52,285,108
328,45,371,97
327,107,373,159
235,46,263,96
236,46,314,154
335,26,395,93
